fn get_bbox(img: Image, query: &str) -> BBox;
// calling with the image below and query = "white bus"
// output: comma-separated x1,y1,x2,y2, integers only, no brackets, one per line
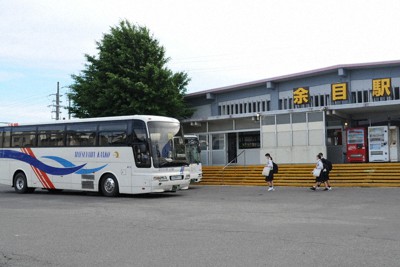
184,135,202,182
0,115,190,196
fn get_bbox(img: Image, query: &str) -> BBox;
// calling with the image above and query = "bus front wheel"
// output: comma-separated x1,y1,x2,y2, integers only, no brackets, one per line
100,174,119,197
14,172,29,194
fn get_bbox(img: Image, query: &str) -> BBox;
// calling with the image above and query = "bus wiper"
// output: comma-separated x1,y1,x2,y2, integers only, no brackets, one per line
159,159,189,167
158,158,174,167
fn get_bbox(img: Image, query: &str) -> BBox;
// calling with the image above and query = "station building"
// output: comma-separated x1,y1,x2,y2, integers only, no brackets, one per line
182,60,400,166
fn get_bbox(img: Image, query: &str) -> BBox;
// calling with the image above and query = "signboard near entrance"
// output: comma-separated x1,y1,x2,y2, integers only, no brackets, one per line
368,126,389,162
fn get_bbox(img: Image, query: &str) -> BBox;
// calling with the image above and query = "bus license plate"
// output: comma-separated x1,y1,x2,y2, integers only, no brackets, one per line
170,175,183,180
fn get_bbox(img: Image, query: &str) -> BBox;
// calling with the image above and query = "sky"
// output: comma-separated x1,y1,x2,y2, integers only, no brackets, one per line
1,0,399,123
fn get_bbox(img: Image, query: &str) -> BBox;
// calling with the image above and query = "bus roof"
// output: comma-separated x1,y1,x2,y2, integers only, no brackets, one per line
2,115,180,127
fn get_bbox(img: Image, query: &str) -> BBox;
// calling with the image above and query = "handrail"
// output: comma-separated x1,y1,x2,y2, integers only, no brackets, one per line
223,150,246,170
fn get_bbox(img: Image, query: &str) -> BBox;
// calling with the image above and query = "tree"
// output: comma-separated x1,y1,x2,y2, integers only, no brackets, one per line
68,20,193,119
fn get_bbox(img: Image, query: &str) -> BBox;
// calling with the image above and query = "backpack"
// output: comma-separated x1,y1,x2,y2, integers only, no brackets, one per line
322,159,333,171
272,162,278,174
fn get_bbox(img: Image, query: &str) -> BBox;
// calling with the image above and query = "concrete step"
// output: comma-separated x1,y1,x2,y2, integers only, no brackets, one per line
201,163,400,187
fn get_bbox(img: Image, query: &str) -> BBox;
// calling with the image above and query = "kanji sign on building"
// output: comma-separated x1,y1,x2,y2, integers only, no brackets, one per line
372,78,391,97
293,87,309,105
331,83,348,101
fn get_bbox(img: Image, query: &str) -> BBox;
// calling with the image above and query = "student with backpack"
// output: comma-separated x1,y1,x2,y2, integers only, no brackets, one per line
310,153,333,191
264,153,275,191
310,154,325,190
319,152,332,191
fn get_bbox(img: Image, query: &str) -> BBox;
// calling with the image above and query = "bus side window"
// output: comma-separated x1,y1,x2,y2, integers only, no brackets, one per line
99,135,109,146
68,134,79,146
87,133,96,146
24,136,36,147
57,138,64,146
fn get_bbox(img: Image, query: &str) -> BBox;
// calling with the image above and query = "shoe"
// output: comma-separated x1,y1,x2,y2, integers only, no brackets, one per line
268,187,274,191
310,187,316,191
323,188,329,191
328,187,332,191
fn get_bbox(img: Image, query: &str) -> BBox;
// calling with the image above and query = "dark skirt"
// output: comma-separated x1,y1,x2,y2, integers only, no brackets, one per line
316,171,328,183
265,172,274,182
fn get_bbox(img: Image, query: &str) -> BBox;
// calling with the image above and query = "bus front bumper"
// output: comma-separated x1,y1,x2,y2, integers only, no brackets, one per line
151,179,190,193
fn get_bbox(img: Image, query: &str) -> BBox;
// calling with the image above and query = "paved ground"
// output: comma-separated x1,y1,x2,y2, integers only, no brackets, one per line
1,184,400,267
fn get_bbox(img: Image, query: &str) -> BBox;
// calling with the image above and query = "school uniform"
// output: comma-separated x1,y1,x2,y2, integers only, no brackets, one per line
321,158,330,182
315,159,324,183
265,158,274,182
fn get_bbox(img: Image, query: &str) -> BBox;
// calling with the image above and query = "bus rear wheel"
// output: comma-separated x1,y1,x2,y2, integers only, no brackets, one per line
100,174,119,197
14,172,29,194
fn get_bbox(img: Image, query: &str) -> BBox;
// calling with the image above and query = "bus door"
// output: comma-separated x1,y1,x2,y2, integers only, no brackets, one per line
368,126,389,162
131,142,152,193
0,130,9,186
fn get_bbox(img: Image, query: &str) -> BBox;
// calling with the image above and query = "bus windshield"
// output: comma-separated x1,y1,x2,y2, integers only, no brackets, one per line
185,137,201,164
148,121,188,168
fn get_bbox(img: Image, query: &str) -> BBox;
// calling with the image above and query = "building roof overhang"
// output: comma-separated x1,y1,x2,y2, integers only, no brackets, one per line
185,60,400,99
182,100,400,123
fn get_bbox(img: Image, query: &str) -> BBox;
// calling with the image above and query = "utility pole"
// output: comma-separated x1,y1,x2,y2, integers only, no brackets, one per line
56,82,60,120
68,93,71,120
49,82,62,120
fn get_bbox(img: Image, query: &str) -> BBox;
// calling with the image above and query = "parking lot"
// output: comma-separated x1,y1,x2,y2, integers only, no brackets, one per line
1,184,400,267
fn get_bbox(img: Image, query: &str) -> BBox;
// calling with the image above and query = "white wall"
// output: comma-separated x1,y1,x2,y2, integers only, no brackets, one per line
261,121,325,164
191,104,211,119
237,149,261,165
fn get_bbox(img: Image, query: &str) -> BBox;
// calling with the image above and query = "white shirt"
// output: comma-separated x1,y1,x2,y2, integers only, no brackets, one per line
266,158,273,168
316,159,323,170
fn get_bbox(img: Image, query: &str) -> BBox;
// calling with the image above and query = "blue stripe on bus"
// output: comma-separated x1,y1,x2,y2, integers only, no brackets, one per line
42,156,108,174
0,150,86,176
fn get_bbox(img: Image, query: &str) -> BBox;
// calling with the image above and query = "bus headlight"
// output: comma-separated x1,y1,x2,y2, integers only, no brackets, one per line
153,176,168,181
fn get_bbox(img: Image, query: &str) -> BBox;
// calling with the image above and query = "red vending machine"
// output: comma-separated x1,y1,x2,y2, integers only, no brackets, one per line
346,127,368,163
